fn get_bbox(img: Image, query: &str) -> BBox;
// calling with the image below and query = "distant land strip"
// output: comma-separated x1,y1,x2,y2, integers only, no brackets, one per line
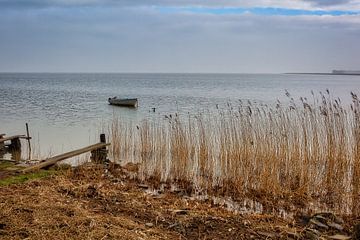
286,70,360,76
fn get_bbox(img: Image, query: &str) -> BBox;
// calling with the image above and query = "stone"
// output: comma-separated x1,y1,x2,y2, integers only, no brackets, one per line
138,184,149,189
145,223,154,228
327,222,344,231
310,219,329,229
327,234,351,240
173,209,189,215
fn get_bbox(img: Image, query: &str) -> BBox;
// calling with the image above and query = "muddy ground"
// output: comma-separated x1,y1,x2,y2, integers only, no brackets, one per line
0,163,359,240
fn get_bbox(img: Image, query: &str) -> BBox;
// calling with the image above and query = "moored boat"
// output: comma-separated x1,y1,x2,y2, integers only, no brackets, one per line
108,97,138,108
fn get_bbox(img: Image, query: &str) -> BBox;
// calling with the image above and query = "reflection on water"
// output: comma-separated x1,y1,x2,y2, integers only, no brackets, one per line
1,73,360,158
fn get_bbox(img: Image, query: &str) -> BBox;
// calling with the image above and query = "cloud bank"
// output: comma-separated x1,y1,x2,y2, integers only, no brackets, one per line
0,0,359,73
0,0,359,10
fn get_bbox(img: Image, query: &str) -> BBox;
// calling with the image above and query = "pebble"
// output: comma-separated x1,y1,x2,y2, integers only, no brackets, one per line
138,184,149,189
327,222,344,231
145,223,154,228
173,209,188,215
327,234,351,240
310,218,329,229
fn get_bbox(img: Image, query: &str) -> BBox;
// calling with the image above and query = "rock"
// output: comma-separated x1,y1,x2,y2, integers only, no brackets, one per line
145,223,154,228
327,222,344,231
310,218,329,229
313,214,328,223
138,184,149,189
173,209,189,215
327,234,351,240
313,212,344,224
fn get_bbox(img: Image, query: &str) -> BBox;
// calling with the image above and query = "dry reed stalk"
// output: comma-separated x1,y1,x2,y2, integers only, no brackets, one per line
107,92,360,216
351,92,360,216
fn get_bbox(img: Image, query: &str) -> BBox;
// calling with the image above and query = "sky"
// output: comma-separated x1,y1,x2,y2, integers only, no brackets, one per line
0,0,360,73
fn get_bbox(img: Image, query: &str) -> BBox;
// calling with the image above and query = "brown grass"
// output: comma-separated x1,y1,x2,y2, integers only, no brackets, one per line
108,92,360,216
0,165,357,239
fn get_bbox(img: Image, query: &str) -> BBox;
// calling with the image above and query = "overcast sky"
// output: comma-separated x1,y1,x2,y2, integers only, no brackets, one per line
0,0,360,73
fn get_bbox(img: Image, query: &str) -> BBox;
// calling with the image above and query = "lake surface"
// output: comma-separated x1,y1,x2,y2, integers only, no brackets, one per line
1,73,360,159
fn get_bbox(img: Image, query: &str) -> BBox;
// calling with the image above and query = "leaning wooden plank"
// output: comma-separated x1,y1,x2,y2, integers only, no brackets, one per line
21,142,110,173
0,135,26,143
0,158,16,162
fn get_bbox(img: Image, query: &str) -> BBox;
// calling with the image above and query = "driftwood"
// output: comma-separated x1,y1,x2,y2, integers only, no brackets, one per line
22,142,110,173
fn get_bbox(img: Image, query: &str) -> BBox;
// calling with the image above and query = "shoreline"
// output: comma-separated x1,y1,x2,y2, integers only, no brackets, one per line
0,162,358,239
286,72,360,76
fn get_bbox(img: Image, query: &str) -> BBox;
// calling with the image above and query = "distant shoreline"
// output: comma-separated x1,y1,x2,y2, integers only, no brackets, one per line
286,72,360,76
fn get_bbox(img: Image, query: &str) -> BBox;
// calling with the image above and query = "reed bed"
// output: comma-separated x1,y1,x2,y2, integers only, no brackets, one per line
108,92,360,216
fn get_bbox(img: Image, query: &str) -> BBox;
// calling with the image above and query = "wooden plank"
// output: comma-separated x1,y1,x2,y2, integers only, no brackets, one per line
0,135,26,143
22,142,110,173
0,158,16,162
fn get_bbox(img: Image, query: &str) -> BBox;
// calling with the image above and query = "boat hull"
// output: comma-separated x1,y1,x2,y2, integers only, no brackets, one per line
108,98,138,108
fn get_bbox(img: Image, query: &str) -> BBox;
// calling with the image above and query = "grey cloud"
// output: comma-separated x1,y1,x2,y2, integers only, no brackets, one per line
0,0,358,10
301,0,353,6
0,0,186,8
0,0,114,9
0,6,359,73
0,0,313,9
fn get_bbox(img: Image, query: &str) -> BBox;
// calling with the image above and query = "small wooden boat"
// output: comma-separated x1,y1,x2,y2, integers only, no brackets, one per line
108,97,138,108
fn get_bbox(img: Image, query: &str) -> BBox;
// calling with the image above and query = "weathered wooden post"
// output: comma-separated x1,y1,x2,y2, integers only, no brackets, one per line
9,137,21,151
0,134,5,151
26,123,32,160
90,134,108,164
100,133,106,144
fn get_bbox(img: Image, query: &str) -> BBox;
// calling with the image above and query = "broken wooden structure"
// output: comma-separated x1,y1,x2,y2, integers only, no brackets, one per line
22,134,110,173
0,123,32,161
0,134,30,151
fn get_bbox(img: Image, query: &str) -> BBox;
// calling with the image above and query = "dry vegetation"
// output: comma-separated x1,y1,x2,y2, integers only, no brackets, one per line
0,164,357,239
109,91,360,216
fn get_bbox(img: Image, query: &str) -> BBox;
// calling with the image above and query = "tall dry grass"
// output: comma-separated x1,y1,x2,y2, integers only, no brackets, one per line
108,92,360,216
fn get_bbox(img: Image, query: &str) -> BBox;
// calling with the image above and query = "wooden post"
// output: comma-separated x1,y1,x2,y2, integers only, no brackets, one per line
26,123,31,160
100,133,106,144
91,134,108,164
9,138,21,151
0,134,5,151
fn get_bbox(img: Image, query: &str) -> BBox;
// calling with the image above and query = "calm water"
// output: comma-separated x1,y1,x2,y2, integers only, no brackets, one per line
1,73,360,158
